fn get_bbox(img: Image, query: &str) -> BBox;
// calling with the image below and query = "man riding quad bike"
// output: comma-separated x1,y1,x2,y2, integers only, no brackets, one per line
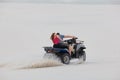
43,33,86,64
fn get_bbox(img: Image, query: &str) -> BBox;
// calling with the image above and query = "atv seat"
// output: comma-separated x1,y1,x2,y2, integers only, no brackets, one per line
43,47,69,53
52,48,69,53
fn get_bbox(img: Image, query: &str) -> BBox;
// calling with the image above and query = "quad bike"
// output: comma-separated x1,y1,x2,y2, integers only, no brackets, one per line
43,38,86,64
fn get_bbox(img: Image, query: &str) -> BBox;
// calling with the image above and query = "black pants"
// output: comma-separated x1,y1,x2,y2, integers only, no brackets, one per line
53,43,69,49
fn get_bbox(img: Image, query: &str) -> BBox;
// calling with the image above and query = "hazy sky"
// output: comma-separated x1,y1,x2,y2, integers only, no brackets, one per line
0,0,120,4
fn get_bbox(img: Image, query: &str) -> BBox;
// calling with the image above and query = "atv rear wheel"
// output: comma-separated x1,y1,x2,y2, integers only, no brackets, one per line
61,53,70,64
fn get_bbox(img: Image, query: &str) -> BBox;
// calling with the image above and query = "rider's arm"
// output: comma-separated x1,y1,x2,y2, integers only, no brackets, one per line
64,35,76,38
57,35,63,41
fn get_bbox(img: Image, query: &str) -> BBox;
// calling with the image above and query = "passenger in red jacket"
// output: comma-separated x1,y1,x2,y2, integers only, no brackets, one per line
50,32,77,55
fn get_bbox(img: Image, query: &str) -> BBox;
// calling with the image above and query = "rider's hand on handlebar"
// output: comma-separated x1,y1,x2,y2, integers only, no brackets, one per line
73,36,78,39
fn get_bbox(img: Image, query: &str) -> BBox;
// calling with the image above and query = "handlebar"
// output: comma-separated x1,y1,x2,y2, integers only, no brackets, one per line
74,37,78,39
64,37,78,44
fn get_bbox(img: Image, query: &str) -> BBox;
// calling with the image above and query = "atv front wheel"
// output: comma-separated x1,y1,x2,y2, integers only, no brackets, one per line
79,51,86,62
61,53,70,64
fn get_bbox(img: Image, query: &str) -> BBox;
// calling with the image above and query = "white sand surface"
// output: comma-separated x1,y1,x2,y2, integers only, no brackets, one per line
0,3,120,80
